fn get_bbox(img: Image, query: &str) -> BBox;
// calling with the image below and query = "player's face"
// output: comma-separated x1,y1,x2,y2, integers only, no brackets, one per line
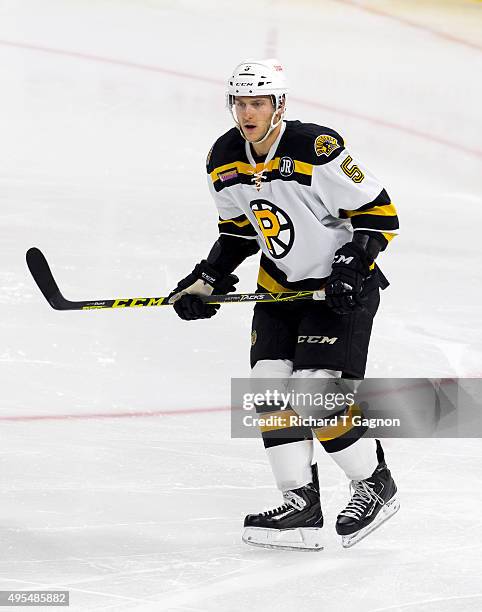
234,96,277,142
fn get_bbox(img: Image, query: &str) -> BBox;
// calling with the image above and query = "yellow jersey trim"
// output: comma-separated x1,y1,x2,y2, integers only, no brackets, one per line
210,158,314,183
345,203,398,218
259,409,299,433
257,267,292,293
218,217,251,228
313,405,362,442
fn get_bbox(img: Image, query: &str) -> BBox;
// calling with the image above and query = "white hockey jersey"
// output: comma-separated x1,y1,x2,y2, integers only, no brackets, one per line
206,121,398,292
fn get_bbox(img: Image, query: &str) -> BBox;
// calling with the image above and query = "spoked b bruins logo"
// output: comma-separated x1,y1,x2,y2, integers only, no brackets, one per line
250,199,295,259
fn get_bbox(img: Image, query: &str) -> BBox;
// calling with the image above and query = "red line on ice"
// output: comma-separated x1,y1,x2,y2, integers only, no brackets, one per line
290,96,481,158
0,406,230,422
0,39,480,159
0,39,221,86
330,0,482,53
1,377,479,423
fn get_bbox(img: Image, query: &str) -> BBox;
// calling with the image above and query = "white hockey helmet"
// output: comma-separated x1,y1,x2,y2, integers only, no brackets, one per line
226,58,288,143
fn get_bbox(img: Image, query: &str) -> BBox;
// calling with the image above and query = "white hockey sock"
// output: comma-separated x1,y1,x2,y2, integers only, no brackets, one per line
329,437,378,481
250,361,315,492
266,439,314,492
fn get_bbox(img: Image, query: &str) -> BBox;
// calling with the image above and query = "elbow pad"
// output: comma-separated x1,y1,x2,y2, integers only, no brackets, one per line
207,235,259,274
352,232,384,264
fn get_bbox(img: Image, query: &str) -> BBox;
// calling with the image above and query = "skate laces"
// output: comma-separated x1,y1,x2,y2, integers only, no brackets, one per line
260,502,291,518
260,490,306,517
340,479,385,520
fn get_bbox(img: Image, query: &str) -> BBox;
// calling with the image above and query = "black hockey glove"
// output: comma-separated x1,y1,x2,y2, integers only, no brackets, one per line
325,241,371,315
168,260,238,321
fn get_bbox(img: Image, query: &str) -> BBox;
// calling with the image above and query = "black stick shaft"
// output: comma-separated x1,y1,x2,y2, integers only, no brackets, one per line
26,247,324,311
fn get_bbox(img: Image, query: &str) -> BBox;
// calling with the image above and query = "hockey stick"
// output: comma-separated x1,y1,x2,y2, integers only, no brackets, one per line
26,247,324,311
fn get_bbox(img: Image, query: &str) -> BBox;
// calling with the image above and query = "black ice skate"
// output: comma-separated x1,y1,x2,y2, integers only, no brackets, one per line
336,440,400,548
243,465,323,551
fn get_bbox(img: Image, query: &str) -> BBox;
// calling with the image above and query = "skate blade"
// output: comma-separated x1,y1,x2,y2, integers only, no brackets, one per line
243,526,324,551
341,495,400,548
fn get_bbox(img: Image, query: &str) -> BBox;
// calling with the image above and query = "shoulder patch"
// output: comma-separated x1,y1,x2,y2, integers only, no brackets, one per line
218,167,238,182
314,134,341,157
279,121,344,167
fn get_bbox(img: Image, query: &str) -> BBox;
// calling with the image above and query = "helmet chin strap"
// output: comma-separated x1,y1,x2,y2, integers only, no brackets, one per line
249,112,283,145
231,107,284,145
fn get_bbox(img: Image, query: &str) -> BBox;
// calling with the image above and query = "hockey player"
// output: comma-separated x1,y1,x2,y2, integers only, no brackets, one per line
169,59,400,550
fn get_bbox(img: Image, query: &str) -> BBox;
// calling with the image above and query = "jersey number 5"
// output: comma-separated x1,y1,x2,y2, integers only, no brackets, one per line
341,155,365,183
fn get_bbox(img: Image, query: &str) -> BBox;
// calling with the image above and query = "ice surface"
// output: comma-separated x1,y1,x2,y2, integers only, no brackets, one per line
1,0,481,610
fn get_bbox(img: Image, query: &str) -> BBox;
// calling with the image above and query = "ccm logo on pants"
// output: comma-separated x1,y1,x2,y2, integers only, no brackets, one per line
298,336,338,344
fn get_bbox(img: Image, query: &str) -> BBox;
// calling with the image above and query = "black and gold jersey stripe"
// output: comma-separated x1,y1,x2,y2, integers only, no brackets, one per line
207,121,345,193
206,127,246,175
257,254,328,292
341,189,399,240
210,157,314,192
316,405,369,453
218,214,257,238
258,404,369,452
